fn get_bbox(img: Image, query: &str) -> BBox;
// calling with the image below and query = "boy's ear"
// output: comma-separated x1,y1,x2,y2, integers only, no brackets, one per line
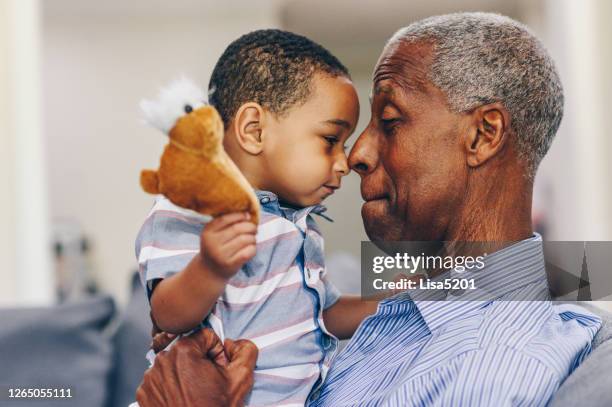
233,102,265,155
464,102,509,168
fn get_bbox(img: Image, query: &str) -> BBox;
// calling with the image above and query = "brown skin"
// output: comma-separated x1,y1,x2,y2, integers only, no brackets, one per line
136,328,258,407
351,40,533,243
224,72,359,207
138,39,535,404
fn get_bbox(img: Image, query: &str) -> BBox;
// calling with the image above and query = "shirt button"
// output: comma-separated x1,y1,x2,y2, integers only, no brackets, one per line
311,390,321,401
260,197,270,204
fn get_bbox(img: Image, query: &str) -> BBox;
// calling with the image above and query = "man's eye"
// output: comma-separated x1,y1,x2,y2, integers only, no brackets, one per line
381,118,400,133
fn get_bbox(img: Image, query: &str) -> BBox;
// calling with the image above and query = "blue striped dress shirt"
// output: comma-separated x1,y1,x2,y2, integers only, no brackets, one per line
309,235,601,406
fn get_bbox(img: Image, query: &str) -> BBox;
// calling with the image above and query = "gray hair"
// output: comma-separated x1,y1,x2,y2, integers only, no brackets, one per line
391,12,564,178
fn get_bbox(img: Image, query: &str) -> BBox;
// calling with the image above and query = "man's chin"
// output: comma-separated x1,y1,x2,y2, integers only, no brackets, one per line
362,199,396,241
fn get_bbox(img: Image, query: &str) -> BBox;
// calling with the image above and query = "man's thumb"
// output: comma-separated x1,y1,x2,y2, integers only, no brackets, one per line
225,338,258,370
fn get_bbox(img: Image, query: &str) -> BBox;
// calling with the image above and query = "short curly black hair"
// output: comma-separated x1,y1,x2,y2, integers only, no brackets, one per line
208,29,350,127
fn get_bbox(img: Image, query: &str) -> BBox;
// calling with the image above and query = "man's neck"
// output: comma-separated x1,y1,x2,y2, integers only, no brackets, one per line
445,169,534,243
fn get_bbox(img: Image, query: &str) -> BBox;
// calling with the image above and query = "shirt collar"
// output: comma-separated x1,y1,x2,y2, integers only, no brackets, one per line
381,234,549,332
255,190,332,222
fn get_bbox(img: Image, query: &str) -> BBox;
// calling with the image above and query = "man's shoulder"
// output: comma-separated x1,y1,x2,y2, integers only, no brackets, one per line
476,299,601,379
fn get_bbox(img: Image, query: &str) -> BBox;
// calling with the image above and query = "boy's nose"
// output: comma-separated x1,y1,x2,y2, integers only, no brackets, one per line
348,129,377,177
335,154,350,176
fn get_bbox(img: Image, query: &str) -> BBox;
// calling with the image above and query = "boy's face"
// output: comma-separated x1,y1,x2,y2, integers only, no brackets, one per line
262,73,360,207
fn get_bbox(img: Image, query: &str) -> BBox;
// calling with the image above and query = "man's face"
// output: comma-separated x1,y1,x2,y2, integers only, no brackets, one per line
349,41,469,242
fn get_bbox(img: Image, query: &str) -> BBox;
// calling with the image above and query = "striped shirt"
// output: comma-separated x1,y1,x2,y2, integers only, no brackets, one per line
309,235,602,406
136,191,340,407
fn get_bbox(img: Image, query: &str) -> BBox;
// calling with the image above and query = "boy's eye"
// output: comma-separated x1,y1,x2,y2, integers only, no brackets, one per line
323,136,339,146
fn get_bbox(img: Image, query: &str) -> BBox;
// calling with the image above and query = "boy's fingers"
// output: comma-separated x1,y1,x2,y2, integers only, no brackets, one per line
223,234,257,256
230,221,257,235
207,212,249,231
216,223,257,245
228,244,257,266
212,221,256,245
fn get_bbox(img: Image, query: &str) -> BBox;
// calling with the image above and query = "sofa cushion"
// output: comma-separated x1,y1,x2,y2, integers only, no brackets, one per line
107,273,152,407
0,296,115,407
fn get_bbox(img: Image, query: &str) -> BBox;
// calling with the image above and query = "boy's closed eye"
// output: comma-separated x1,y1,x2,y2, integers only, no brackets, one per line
323,135,340,146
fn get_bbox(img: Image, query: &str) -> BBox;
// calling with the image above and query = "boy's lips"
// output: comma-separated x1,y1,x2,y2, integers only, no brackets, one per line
323,184,339,195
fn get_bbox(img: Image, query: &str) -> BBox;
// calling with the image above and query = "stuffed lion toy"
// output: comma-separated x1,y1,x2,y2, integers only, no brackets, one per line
139,78,259,224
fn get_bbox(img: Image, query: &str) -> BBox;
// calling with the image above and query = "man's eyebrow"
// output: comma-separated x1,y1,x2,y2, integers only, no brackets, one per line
323,119,351,130
374,84,395,95
370,84,395,104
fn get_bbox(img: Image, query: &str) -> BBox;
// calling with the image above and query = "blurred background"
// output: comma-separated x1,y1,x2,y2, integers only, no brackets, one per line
1,0,611,308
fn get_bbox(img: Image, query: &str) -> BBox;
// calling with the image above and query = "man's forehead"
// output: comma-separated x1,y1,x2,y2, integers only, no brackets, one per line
372,40,433,97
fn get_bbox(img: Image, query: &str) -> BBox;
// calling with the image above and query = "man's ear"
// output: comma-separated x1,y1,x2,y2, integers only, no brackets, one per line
464,103,510,168
232,102,265,155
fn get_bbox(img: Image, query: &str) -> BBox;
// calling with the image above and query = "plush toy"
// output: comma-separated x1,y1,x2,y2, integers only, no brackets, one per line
139,78,259,224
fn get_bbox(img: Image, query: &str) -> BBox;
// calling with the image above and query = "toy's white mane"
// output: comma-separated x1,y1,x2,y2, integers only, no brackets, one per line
140,77,210,133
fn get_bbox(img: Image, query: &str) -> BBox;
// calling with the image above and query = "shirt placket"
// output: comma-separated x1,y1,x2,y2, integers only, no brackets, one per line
294,205,338,395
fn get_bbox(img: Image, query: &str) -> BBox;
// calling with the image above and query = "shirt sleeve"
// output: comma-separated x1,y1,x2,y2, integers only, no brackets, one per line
135,207,206,301
321,273,341,310
439,346,560,406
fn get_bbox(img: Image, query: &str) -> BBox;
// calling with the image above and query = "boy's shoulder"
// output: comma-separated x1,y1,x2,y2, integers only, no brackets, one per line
135,195,209,256
148,195,212,224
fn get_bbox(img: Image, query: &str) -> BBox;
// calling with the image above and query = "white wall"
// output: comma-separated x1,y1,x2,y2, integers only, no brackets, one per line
43,5,281,305
1,0,54,306
0,0,18,305
536,0,612,242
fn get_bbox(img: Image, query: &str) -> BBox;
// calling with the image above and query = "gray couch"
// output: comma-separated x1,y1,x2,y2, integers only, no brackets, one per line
0,274,151,407
0,276,610,406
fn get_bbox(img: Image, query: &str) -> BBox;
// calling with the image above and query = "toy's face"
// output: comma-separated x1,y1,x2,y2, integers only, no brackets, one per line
261,73,360,207
170,106,224,151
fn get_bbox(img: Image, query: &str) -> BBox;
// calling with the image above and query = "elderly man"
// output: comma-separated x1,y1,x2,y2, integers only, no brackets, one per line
136,12,601,406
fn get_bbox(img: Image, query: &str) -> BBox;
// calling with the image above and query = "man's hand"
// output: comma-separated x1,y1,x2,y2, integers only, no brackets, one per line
137,328,258,407
200,212,257,279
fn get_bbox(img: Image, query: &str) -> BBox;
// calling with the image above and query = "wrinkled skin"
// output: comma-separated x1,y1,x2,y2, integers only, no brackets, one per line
136,328,258,407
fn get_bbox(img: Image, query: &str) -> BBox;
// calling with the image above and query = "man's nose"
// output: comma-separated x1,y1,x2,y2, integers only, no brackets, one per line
348,129,376,176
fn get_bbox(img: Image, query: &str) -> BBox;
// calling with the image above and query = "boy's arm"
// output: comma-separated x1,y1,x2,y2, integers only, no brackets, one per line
150,254,228,334
150,212,257,334
322,296,379,340
323,286,406,340
323,273,423,339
